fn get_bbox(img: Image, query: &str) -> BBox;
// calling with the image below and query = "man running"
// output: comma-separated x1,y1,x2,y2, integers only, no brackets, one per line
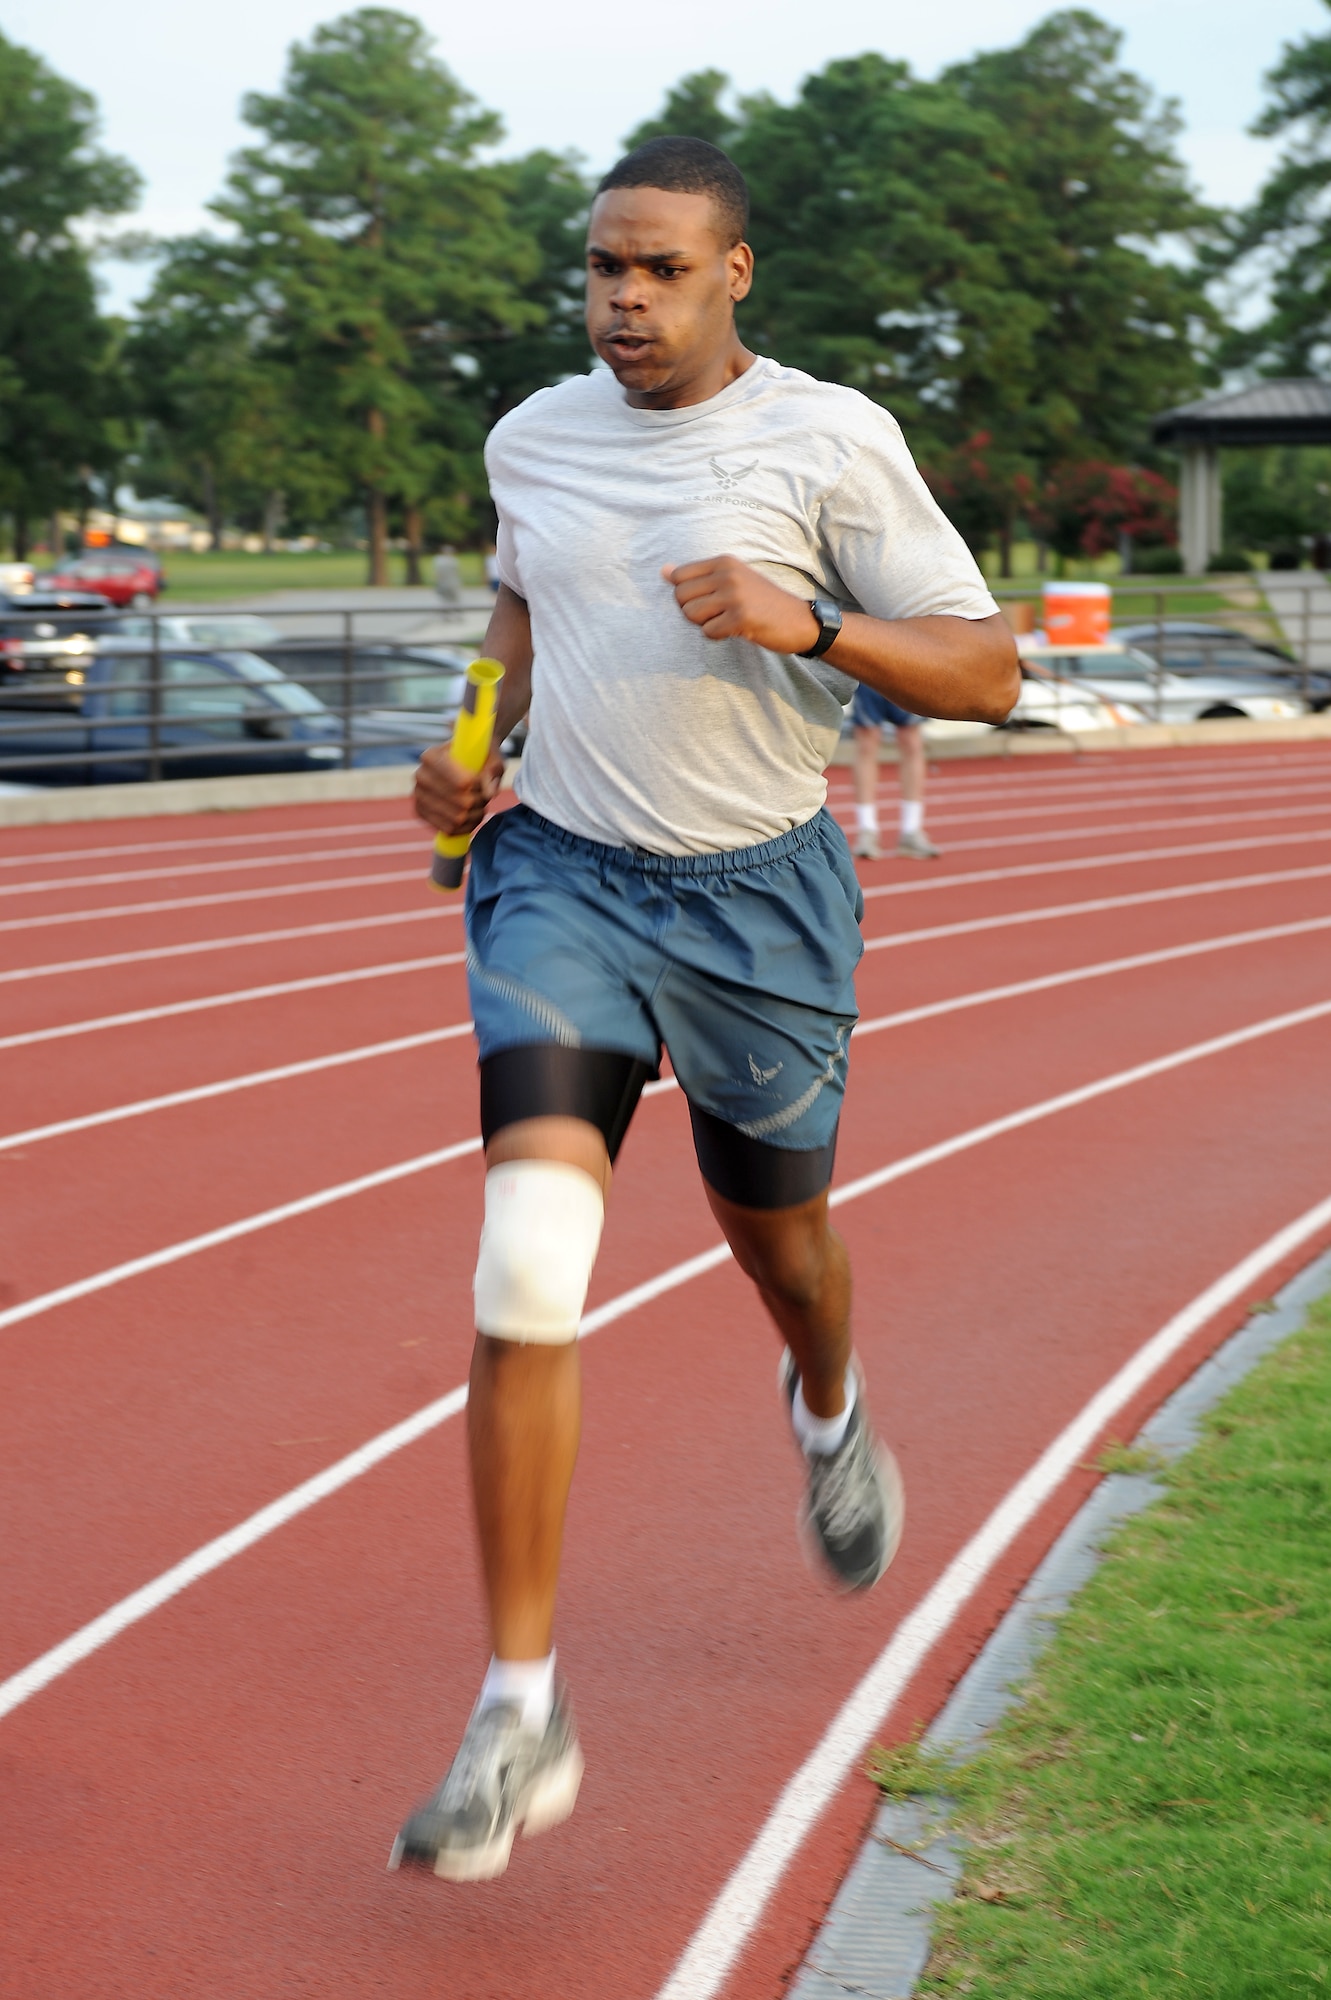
393,136,1019,1883
850,691,939,860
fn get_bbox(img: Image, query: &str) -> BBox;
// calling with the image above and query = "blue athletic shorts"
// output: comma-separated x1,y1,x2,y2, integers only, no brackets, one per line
465,805,863,1153
850,684,920,731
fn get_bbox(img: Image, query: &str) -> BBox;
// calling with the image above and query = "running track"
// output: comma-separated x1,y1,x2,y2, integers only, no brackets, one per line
3,743,1330,1999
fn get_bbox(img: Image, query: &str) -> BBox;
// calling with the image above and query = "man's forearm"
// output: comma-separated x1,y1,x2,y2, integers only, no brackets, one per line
824,611,1020,726
481,584,534,738
663,557,1020,725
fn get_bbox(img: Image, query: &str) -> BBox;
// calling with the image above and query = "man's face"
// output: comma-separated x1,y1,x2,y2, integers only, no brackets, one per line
585,186,754,405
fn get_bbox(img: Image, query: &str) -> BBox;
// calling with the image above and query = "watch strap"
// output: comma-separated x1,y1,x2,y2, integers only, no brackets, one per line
798,596,843,659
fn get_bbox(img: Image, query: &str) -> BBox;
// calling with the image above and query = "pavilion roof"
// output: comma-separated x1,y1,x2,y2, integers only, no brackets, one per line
1153,379,1331,448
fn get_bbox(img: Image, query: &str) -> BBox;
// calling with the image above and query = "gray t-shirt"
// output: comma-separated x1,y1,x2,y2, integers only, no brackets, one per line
486,355,997,854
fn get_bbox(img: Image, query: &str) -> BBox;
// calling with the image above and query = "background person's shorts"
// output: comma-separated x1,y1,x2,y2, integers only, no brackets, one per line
850,684,920,731
465,804,863,1154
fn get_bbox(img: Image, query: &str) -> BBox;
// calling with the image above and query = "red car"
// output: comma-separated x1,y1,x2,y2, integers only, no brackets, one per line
41,548,163,608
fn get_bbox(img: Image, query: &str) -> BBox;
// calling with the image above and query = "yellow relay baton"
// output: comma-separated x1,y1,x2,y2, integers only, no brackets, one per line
429,656,506,892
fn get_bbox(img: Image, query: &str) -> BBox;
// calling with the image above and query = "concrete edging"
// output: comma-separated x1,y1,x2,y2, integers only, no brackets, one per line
2,716,1329,826
789,1242,1331,1999
0,764,418,828
859,711,1331,765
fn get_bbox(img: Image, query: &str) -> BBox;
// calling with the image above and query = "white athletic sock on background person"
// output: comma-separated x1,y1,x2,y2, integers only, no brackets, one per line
900,799,924,837
855,803,879,835
792,1370,857,1455
478,1652,555,1732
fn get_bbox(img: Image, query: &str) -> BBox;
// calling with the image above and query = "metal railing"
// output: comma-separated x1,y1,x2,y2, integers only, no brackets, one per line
0,601,491,789
988,576,1324,723
2,577,1325,789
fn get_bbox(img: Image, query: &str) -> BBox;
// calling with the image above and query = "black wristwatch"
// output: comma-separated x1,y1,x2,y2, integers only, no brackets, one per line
797,596,843,659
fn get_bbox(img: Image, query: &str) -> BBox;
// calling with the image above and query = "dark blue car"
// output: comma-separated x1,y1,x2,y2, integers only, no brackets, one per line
0,643,427,785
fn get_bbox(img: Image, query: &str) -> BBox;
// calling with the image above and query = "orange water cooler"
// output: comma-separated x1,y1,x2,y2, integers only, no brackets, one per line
1042,581,1111,646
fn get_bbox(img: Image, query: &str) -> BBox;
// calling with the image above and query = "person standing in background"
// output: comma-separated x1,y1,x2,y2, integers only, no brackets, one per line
433,544,463,606
850,686,939,860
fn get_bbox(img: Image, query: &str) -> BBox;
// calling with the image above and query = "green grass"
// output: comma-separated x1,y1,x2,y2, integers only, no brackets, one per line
902,1292,1331,1999
989,582,1241,618
158,549,486,601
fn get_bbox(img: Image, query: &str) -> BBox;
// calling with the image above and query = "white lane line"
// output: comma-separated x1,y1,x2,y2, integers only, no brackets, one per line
823,749,1331,808
0,817,412,871
7,777,1324,897
13,863,1319,1053
4,999,1331,1720
6,756,1307,876
9,910,1331,1146
857,914,1331,1023
860,799,1331,859
0,906,451,988
864,865,1331,954
0,866,440,935
860,826,1331,902
0,954,466,1051
836,777,1331,834
653,1186,1331,2000
829,744,1331,787
4,753,1319,880
5,824,1328,987
0,1138,483,1337
5,750,1319,888
10,802,1331,939
0,1380,468,1724
0,1024,476,1152
0,839,429,899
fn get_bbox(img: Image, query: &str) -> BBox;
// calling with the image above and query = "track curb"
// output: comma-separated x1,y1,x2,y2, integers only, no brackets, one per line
2,719,1330,826
788,1241,1331,1999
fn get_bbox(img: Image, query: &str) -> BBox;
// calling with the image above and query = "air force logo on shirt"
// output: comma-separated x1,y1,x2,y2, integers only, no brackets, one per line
704,455,764,511
709,455,759,490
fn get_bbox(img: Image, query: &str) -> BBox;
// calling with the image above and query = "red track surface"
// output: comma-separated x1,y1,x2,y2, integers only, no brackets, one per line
3,743,1331,1998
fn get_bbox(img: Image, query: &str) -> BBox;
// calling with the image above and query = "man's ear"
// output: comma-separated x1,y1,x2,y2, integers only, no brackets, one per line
728,240,755,304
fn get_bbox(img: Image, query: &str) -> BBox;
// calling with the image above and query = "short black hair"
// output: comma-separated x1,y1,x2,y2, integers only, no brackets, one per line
596,137,749,248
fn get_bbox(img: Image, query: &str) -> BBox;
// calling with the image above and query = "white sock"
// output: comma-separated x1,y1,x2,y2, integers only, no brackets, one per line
792,1370,857,1456
899,798,924,838
855,803,879,834
478,1652,555,1732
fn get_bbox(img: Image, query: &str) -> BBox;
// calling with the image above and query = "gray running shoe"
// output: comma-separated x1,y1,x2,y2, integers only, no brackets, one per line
389,1692,584,1882
852,829,883,860
780,1353,905,1590
896,829,941,860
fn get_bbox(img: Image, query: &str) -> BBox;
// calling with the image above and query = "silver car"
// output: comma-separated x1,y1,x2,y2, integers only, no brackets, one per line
112,613,287,651
1018,644,1310,725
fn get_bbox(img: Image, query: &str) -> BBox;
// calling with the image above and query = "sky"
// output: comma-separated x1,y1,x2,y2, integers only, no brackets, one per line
5,0,1326,306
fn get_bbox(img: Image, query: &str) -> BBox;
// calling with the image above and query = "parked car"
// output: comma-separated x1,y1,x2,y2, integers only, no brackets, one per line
1004,666,1146,731
111,613,284,650
40,547,163,607
1114,621,1331,712
255,638,526,753
1018,642,1309,725
0,642,423,785
912,671,1138,743
253,638,464,709
0,591,115,687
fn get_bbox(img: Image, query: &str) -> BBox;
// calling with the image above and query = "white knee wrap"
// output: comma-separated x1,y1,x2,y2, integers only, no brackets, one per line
473,1161,605,1344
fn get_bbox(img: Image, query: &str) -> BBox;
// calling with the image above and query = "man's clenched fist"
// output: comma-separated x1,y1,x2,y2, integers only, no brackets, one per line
662,555,823,655
413,742,504,838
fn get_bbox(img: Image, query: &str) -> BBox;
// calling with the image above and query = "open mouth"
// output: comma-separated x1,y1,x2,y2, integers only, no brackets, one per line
604,332,654,355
